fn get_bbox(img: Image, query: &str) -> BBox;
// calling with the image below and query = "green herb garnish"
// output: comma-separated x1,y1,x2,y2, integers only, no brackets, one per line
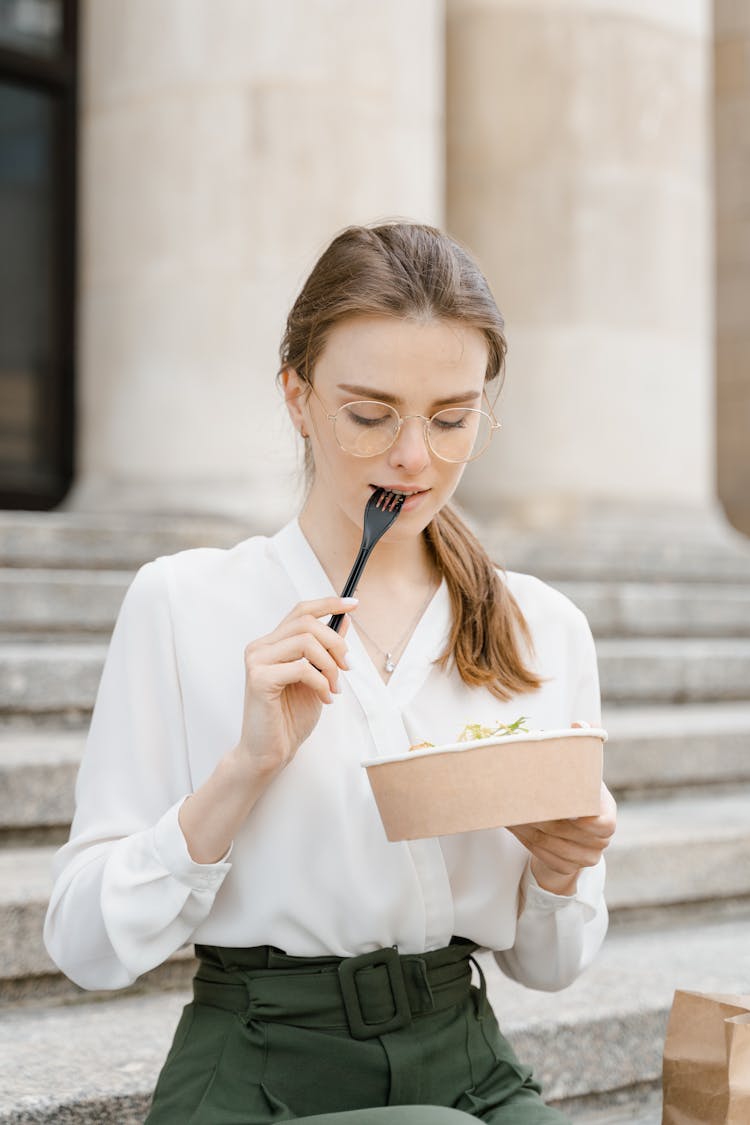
455,716,530,742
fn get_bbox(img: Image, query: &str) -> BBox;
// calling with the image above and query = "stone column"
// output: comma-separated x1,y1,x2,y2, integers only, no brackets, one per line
715,1,750,536
66,0,444,528
447,0,734,545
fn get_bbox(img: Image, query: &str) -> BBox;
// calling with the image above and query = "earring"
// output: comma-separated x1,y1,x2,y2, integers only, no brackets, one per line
300,426,309,439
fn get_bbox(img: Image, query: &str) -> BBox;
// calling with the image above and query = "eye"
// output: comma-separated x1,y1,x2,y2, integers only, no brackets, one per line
432,409,471,430
343,402,395,428
350,413,390,428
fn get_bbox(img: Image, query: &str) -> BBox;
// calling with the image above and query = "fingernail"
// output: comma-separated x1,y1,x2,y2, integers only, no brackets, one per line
342,597,359,606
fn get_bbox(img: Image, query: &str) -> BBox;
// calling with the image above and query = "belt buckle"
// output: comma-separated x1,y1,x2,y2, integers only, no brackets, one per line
338,947,411,1040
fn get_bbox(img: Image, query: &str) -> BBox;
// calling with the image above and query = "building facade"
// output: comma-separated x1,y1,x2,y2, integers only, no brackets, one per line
1,0,748,542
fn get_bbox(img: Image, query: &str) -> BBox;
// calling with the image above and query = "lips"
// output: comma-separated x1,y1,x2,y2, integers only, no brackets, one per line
370,484,430,497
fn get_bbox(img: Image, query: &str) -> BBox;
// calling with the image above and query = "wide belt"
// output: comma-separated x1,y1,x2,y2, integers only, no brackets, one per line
192,940,482,1041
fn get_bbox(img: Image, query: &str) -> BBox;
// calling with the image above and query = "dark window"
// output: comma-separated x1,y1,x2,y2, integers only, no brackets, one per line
0,0,76,509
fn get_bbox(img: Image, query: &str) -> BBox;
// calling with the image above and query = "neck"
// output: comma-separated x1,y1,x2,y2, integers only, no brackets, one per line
297,497,439,596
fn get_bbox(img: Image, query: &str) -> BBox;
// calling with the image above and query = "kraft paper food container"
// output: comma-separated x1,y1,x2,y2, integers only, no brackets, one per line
362,727,607,842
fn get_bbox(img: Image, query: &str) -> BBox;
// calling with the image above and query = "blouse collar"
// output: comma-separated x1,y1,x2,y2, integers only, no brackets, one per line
270,517,453,716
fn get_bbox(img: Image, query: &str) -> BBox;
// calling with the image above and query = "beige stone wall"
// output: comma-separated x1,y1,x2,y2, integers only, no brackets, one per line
715,0,750,535
448,0,716,530
68,0,738,539
68,0,445,525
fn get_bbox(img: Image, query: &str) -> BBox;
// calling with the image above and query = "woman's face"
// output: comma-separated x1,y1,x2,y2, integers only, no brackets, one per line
285,314,490,542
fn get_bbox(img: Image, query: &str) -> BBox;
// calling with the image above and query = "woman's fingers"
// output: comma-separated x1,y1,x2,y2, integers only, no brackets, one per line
510,781,617,875
248,634,344,699
247,648,335,705
507,726,616,878
525,816,612,846
270,601,355,670
512,826,606,870
241,598,358,722
520,784,617,841
572,782,617,835
530,844,588,878
283,595,358,634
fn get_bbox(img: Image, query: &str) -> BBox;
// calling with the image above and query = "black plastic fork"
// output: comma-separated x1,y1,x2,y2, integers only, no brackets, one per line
327,488,406,633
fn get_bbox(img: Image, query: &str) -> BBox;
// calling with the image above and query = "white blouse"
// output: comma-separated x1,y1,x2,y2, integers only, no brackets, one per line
43,518,607,993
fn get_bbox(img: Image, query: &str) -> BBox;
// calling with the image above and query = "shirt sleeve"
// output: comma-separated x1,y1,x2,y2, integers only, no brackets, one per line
493,606,609,991
43,558,233,991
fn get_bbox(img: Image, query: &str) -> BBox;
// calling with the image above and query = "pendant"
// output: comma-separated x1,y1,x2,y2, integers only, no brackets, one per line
384,653,396,674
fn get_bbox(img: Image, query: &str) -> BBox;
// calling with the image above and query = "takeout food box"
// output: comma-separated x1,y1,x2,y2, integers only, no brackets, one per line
362,728,607,841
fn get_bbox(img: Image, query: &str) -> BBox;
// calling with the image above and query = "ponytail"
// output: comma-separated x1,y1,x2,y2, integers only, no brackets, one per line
424,505,545,700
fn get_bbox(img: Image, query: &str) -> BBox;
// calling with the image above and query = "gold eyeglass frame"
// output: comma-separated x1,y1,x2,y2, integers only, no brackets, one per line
302,381,502,464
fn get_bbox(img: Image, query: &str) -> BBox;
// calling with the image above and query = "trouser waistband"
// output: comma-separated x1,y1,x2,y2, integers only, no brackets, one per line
193,939,482,1042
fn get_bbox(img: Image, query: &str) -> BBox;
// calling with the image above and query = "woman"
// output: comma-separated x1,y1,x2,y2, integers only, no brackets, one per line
44,221,616,1124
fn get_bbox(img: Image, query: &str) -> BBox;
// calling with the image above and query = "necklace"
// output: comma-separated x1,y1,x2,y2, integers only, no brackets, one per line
353,584,439,675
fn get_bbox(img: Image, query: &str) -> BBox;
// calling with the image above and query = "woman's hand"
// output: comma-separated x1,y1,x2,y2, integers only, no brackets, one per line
507,721,617,896
233,596,357,780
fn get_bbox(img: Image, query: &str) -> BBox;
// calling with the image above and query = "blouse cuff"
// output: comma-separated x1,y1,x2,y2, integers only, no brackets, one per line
521,857,601,923
153,797,234,887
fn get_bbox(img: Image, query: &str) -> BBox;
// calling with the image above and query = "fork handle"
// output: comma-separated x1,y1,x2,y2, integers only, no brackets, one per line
327,545,371,633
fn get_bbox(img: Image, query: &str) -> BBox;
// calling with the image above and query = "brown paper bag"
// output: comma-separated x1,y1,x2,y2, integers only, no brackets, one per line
662,990,750,1124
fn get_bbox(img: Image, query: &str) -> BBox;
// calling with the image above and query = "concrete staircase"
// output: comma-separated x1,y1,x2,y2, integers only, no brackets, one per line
2,511,750,1123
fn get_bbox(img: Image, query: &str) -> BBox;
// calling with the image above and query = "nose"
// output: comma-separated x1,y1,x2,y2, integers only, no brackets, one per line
387,415,431,473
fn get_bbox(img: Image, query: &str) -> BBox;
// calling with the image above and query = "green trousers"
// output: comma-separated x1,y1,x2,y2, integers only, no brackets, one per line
144,939,571,1125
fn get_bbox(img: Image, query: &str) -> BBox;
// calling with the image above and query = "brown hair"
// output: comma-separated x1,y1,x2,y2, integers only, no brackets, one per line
279,221,544,701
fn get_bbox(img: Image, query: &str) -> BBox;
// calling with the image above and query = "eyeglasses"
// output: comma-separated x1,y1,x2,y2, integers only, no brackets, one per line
304,383,502,463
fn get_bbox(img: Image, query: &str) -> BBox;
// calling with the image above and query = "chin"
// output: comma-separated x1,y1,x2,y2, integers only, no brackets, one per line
395,506,441,536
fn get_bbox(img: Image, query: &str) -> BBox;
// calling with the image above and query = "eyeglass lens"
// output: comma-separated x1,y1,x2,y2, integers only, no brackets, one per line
333,401,493,462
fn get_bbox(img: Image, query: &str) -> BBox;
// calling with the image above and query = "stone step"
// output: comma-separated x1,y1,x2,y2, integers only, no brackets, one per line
5,568,750,640
3,637,750,718
556,1085,661,1124
0,510,251,570
2,910,748,1122
2,705,749,840
602,701,750,793
0,569,132,637
0,730,83,832
0,990,186,1123
3,507,750,583
0,643,106,718
596,637,750,703
562,1089,656,1125
481,907,750,1103
486,513,750,583
3,791,749,990
0,845,195,1006
605,789,750,910
556,579,750,637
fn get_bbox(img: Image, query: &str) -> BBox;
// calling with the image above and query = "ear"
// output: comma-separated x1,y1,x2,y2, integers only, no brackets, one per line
281,368,309,436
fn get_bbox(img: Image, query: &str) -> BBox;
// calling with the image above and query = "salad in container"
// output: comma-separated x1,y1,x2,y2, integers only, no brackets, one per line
362,717,608,842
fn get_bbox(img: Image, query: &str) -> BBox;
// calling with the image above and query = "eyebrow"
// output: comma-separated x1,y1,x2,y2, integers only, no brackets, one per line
336,383,482,408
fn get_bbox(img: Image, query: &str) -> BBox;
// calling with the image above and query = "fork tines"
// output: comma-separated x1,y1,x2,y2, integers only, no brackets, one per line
376,489,406,512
